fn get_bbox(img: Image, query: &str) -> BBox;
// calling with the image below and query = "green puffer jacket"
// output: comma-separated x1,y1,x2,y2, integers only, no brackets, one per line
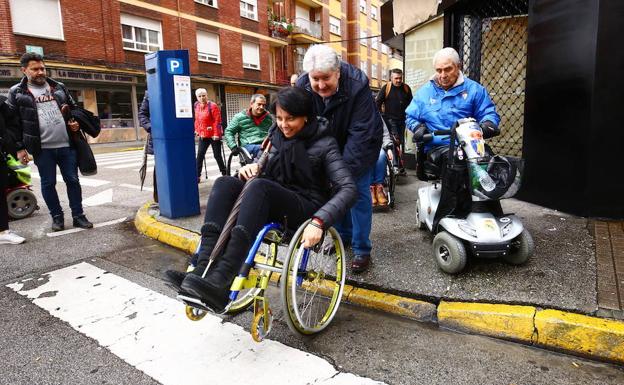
224,110,273,150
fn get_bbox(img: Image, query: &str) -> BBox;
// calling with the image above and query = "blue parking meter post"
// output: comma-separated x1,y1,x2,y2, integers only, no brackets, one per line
144,50,199,218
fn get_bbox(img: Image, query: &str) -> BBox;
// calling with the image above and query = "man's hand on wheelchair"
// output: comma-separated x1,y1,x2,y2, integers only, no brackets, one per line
479,120,500,139
411,123,428,144
238,163,259,180
301,223,323,249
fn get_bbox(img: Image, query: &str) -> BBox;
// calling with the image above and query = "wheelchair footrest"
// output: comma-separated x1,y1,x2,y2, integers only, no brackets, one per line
178,293,227,315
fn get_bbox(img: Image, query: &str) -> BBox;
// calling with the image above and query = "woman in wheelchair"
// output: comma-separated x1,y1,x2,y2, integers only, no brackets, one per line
165,87,357,312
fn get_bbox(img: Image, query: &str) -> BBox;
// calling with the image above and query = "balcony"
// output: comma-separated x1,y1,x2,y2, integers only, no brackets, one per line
292,17,322,42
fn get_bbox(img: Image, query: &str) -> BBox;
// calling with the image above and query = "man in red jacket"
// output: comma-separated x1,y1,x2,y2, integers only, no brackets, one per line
194,88,226,182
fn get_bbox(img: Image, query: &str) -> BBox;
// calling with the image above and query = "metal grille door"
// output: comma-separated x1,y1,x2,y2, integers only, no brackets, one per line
449,0,529,157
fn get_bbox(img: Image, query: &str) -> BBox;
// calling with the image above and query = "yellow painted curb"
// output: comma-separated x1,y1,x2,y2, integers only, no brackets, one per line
438,302,537,343
535,309,624,363
134,203,200,255
346,287,436,322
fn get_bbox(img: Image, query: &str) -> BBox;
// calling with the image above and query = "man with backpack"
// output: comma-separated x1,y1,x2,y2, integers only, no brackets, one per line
194,88,226,181
375,68,413,176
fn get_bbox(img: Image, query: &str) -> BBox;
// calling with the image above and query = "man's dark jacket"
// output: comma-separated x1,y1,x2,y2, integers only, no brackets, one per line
6,77,75,156
297,62,383,178
138,92,153,155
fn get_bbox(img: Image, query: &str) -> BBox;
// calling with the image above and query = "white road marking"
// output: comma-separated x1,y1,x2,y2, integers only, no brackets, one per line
46,217,127,237
7,263,385,385
119,183,153,192
96,157,146,166
31,172,111,187
106,161,150,169
83,188,114,207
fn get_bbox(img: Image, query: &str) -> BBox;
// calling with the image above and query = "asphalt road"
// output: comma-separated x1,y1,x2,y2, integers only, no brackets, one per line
1,148,622,384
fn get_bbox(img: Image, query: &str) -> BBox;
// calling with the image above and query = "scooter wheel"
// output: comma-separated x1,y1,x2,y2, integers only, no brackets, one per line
502,230,533,265
7,189,37,220
415,199,426,230
432,231,467,274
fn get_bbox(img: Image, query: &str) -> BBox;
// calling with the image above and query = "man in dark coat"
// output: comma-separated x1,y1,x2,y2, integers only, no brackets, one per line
138,91,158,203
6,52,92,231
296,44,383,273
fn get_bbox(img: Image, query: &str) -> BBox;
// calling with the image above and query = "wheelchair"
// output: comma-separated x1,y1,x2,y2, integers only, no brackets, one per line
383,156,396,208
178,219,347,342
225,146,253,177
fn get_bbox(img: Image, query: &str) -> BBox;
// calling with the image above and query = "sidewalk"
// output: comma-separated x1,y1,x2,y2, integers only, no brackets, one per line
134,173,624,365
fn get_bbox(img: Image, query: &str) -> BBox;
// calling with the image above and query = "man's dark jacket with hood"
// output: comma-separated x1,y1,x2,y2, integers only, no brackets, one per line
297,62,382,178
6,77,75,156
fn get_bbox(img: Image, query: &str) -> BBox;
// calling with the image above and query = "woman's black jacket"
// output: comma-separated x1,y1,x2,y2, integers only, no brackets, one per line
6,77,75,156
262,118,357,228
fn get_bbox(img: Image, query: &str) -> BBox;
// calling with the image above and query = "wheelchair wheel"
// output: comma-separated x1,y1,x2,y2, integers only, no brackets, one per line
384,158,396,208
226,229,281,315
7,189,37,220
281,220,346,335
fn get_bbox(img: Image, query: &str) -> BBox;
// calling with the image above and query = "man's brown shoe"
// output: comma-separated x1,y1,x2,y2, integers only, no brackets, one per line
375,184,388,206
370,186,377,206
351,254,370,273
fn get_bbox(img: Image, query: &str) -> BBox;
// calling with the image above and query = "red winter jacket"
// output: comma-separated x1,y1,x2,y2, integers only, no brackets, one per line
194,101,222,139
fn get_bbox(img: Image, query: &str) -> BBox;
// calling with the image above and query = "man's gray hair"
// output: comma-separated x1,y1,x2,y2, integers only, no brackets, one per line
302,45,340,73
195,88,207,97
433,47,461,66
250,94,266,104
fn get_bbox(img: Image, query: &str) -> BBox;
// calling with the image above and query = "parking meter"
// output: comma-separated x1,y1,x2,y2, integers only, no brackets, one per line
144,50,200,218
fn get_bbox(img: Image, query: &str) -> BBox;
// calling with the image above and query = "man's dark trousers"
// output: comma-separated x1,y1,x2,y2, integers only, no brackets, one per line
34,147,84,219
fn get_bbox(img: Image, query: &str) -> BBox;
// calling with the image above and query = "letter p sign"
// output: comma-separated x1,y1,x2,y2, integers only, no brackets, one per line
167,58,183,74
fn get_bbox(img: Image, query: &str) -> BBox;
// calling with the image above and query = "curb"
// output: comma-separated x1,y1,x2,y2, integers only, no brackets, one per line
134,203,624,365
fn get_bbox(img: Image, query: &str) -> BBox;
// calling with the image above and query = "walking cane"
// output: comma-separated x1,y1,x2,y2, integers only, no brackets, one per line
203,158,208,180
201,141,272,278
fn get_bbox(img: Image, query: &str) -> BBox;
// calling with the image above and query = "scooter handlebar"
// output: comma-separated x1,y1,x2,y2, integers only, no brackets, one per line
433,129,452,136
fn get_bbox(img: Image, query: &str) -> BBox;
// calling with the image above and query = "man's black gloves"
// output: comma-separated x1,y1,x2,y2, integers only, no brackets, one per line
231,146,241,156
412,123,428,143
480,120,500,139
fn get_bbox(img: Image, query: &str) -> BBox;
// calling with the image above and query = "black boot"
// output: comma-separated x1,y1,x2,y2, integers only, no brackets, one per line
181,225,252,312
164,222,222,291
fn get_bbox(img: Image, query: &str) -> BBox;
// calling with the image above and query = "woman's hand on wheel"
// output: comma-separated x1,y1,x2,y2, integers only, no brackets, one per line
301,224,323,249
239,163,259,180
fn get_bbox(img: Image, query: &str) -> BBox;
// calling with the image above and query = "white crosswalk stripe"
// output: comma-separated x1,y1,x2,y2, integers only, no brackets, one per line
7,263,385,385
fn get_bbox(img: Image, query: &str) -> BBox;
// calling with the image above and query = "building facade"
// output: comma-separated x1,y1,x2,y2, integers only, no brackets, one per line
0,0,400,143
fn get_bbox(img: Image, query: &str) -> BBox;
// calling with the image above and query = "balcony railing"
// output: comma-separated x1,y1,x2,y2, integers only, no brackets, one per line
293,17,322,39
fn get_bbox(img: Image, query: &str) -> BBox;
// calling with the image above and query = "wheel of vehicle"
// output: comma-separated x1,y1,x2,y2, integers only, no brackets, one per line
226,230,280,315
281,220,345,335
415,198,426,230
7,189,37,220
250,308,273,342
185,305,207,321
432,231,467,274
502,229,533,265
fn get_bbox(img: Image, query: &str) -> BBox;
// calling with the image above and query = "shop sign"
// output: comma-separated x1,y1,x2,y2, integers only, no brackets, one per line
51,69,137,84
0,67,21,79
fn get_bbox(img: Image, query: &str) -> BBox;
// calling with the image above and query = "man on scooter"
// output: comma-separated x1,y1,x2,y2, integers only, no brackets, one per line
405,47,500,170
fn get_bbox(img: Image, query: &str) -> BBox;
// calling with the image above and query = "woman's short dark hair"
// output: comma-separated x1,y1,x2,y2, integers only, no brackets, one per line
270,87,314,121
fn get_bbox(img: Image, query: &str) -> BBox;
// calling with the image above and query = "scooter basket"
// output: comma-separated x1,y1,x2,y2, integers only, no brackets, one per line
467,156,523,200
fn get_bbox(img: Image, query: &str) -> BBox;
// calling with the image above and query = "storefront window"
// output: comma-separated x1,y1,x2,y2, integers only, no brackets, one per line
96,90,134,129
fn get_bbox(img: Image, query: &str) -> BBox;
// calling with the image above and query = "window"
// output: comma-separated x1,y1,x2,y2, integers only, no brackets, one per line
371,5,377,20
195,0,217,7
197,31,220,63
381,44,389,54
359,0,366,13
121,14,162,53
360,60,367,75
360,30,367,46
372,36,378,51
382,67,388,80
9,0,64,40
240,0,257,21
329,16,341,35
242,42,260,70
371,64,378,79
